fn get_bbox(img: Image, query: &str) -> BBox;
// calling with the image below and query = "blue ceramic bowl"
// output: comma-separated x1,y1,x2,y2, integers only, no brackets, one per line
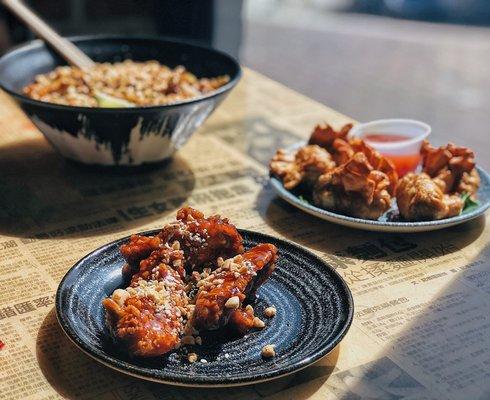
0,36,241,166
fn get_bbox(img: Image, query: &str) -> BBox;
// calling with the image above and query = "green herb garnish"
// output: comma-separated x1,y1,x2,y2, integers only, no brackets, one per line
460,192,479,213
298,195,310,205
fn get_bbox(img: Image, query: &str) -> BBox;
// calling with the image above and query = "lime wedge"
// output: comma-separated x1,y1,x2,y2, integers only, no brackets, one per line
94,91,135,108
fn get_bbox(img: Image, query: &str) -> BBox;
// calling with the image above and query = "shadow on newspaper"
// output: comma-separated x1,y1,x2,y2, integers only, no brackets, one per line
258,184,490,399
36,308,340,399
0,136,196,239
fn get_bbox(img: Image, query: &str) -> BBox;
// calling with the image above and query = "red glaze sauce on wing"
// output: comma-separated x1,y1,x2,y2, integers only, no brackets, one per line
102,207,278,358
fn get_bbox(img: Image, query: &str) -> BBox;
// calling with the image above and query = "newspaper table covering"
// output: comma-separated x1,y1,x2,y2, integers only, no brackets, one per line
0,68,488,400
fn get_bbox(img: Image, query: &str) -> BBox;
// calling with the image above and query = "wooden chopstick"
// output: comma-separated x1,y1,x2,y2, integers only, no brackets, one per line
2,0,95,69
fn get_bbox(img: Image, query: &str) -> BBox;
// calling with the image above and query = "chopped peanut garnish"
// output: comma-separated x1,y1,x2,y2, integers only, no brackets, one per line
111,289,130,307
24,61,230,107
264,306,277,318
261,345,275,358
253,317,265,329
225,296,240,309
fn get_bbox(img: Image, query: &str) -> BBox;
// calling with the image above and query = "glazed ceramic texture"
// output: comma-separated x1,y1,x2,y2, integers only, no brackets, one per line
0,36,241,166
56,229,353,387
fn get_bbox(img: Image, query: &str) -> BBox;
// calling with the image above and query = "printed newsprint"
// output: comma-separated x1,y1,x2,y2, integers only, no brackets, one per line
0,69,488,400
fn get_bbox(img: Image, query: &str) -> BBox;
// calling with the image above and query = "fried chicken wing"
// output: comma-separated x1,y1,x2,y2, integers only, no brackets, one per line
228,308,256,335
396,173,463,221
421,141,479,196
313,153,392,219
103,245,189,357
120,234,162,276
269,145,335,190
158,207,244,271
191,243,278,331
103,208,278,357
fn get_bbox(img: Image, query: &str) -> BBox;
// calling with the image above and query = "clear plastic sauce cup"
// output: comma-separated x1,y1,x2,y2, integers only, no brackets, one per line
349,119,431,177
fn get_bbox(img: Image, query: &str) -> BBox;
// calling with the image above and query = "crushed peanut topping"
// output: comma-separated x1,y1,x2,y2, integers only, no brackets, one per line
103,207,278,359
225,296,240,309
262,345,276,358
24,61,230,107
264,306,277,318
253,317,265,329
111,288,130,307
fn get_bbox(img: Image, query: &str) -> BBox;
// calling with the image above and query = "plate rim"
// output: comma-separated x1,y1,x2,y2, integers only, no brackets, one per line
270,143,490,232
55,228,354,387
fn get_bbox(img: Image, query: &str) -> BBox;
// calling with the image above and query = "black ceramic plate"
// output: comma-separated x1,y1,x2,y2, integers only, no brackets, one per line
56,229,353,387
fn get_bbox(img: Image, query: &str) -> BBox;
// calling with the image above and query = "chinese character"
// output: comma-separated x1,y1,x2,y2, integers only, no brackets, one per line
0,306,16,319
148,201,168,213
14,301,35,314
126,206,152,219
346,242,387,261
33,296,54,308
362,262,392,277
210,189,234,200
342,269,370,284
325,253,356,270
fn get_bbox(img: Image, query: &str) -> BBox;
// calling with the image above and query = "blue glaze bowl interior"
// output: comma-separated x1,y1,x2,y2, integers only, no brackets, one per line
0,36,241,166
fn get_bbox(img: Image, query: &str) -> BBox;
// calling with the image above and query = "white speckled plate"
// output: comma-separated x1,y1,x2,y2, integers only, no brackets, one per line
270,144,490,233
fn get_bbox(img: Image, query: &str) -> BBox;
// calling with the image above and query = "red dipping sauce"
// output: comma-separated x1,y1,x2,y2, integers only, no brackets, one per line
364,133,422,177
364,133,411,143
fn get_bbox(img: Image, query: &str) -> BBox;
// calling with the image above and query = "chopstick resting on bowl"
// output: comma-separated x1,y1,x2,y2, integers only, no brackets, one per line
1,0,135,108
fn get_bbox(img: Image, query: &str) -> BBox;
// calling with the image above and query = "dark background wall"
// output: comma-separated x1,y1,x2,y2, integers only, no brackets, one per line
0,0,243,57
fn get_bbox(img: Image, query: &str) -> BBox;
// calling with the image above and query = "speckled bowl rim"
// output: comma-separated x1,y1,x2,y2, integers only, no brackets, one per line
0,35,242,113
270,142,490,232
55,229,354,387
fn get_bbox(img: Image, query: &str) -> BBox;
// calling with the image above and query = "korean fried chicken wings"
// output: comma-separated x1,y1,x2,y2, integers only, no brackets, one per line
269,145,335,190
103,208,277,357
396,173,463,221
103,245,188,357
421,141,480,197
158,207,244,271
120,234,161,276
313,153,393,220
191,244,278,331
